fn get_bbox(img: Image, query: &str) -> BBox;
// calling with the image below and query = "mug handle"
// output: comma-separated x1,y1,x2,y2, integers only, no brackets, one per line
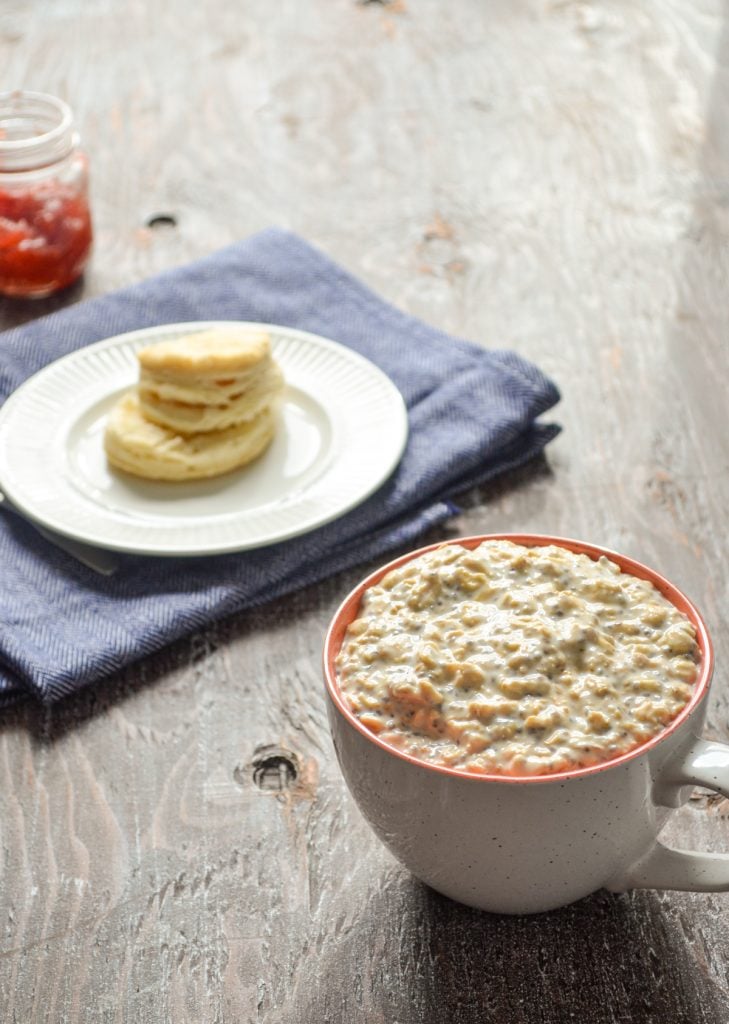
607,738,729,893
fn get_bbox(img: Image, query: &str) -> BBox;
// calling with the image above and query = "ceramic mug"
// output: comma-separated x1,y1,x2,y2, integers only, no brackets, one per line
323,534,729,915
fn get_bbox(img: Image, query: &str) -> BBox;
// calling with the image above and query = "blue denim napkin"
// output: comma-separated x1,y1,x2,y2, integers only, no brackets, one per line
0,228,560,704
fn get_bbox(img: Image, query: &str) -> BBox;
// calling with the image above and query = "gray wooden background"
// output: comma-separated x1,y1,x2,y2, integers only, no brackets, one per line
1,1,729,1021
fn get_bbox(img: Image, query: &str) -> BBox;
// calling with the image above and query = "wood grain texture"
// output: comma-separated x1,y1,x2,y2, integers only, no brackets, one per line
2,0,729,1020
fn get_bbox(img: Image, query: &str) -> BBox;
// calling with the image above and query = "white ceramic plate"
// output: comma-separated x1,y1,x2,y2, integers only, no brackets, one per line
0,321,408,556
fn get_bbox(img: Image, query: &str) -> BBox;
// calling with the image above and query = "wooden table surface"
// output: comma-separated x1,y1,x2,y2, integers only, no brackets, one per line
2,1,729,1020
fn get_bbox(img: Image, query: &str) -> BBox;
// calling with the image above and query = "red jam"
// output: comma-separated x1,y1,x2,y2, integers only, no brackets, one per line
0,177,93,297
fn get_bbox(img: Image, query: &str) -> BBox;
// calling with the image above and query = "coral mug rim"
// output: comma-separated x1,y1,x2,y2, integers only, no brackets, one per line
323,533,714,785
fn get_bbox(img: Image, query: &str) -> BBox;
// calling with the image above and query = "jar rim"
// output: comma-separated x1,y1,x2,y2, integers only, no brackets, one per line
0,90,75,171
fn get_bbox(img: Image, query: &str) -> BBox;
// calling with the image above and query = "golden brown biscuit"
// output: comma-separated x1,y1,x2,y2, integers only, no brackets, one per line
138,328,271,376
104,391,276,481
136,327,284,435
139,361,284,434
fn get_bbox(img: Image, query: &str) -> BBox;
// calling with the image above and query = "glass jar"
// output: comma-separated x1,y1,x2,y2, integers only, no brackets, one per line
0,90,93,298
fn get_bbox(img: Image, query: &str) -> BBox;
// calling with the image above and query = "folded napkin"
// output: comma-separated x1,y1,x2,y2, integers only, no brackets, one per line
0,228,560,705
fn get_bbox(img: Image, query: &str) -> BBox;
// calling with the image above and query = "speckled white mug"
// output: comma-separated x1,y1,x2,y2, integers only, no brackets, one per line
323,534,729,915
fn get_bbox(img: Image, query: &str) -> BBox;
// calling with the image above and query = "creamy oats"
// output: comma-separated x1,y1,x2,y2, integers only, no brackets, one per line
335,540,700,776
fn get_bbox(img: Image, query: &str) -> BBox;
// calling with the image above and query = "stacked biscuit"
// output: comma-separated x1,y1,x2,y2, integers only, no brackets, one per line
104,327,284,481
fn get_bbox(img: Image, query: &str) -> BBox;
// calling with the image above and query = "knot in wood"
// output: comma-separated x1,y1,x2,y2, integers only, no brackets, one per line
250,746,299,792
145,213,178,229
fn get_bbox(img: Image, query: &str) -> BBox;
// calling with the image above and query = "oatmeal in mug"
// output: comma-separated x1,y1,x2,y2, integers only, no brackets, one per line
335,539,700,776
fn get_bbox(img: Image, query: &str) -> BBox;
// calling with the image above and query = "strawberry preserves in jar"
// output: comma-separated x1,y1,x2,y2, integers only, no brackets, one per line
0,91,93,298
